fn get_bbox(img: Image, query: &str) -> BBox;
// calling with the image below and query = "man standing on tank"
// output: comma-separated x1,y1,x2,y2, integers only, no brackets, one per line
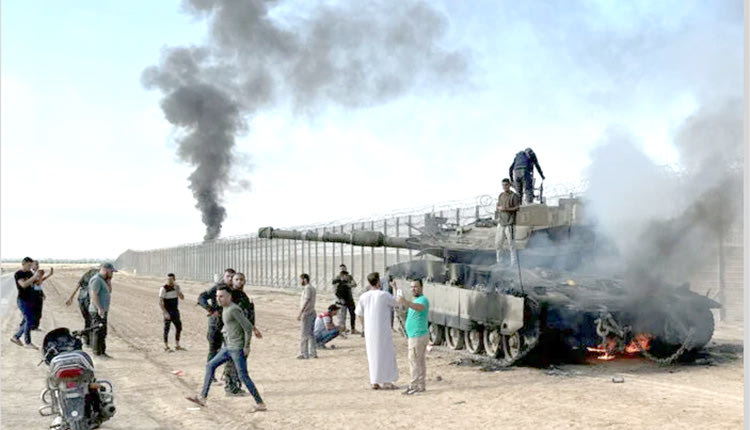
509,147,545,204
495,178,521,266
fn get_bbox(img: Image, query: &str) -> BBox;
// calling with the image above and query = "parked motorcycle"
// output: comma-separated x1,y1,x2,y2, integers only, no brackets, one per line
38,325,116,430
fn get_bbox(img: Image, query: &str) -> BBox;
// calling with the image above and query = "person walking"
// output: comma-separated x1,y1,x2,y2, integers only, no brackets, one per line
495,178,521,266
160,273,185,352
356,272,398,390
88,263,117,358
197,268,235,363
186,286,266,412
10,257,42,348
224,272,262,396
398,279,430,395
297,273,317,359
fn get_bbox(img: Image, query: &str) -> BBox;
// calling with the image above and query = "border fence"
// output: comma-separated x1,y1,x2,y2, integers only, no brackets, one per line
114,181,743,322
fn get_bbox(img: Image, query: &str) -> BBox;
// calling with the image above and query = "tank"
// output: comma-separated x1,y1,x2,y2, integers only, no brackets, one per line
258,200,719,366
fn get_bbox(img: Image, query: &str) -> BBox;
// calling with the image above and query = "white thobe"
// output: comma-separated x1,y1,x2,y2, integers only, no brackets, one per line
356,289,399,384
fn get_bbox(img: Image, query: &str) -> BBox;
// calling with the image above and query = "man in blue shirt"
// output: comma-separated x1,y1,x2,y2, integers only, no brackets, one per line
89,263,117,358
398,279,429,395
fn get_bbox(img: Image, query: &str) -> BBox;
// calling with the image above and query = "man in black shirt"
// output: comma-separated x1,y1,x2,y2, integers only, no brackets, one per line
160,273,185,352
332,269,357,334
11,257,42,348
509,147,545,205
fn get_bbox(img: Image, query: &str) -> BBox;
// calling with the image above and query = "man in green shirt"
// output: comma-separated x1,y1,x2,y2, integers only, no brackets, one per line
187,286,266,412
398,279,429,395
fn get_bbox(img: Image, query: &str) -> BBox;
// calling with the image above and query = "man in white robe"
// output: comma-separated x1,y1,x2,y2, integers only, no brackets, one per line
356,272,399,389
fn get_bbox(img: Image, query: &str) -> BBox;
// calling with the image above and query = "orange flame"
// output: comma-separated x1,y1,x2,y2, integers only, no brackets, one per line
625,333,653,354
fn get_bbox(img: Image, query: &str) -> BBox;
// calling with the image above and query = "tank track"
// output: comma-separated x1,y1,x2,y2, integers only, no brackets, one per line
432,334,540,368
429,321,541,368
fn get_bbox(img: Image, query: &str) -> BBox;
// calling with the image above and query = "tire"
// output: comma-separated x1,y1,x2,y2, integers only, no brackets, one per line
428,323,445,345
445,327,464,350
464,328,484,354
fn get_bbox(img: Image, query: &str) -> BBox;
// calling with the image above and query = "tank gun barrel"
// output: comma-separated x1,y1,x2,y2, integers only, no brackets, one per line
258,227,415,249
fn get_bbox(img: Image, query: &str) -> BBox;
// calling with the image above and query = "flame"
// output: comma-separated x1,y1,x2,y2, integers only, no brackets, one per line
587,338,618,360
625,333,652,354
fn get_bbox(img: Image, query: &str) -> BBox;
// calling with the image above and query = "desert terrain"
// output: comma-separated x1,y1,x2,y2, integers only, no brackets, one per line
1,266,743,429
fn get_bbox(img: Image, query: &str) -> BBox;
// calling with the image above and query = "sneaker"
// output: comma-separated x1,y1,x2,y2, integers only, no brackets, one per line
296,354,308,359
251,403,267,412
98,353,114,359
402,387,415,395
25,342,39,350
9,337,22,347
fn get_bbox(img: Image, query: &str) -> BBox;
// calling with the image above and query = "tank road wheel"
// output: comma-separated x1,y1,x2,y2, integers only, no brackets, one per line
483,329,503,358
428,323,445,346
501,332,522,362
445,327,465,350
464,328,484,354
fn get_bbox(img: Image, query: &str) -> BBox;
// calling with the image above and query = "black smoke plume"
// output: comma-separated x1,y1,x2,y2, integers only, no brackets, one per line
142,0,468,240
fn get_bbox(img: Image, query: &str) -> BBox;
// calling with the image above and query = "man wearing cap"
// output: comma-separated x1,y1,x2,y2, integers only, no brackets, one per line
509,147,545,205
314,304,344,349
88,263,117,358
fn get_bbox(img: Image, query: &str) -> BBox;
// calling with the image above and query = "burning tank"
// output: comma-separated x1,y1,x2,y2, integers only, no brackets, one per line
258,199,719,366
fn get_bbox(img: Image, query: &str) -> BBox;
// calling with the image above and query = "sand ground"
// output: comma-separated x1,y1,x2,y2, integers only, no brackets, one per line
1,266,743,429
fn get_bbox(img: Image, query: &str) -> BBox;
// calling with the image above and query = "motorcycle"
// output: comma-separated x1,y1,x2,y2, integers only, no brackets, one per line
38,325,116,430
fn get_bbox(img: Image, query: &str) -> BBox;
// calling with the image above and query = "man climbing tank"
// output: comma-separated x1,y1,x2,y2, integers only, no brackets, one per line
509,147,545,204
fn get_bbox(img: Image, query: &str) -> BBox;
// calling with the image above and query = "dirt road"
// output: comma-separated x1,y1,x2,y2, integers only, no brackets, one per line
1,267,743,429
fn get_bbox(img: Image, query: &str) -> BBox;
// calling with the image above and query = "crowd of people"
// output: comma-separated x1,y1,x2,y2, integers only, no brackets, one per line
8,256,434,416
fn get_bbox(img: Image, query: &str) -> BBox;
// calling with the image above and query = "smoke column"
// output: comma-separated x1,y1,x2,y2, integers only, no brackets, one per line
142,0,468,240
584,98,743,291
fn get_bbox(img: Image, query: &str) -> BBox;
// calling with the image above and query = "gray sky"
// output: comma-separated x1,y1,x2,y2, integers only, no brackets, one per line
1,0,743,259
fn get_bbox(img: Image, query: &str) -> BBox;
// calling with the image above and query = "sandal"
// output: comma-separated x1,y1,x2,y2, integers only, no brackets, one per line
186,395,206,407
164,346,173,352
371,384,381,390
175,345,187,351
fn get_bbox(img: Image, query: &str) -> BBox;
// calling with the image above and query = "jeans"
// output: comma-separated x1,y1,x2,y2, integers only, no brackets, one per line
314,328,340,346
13,299,35,344
201,348,263,404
